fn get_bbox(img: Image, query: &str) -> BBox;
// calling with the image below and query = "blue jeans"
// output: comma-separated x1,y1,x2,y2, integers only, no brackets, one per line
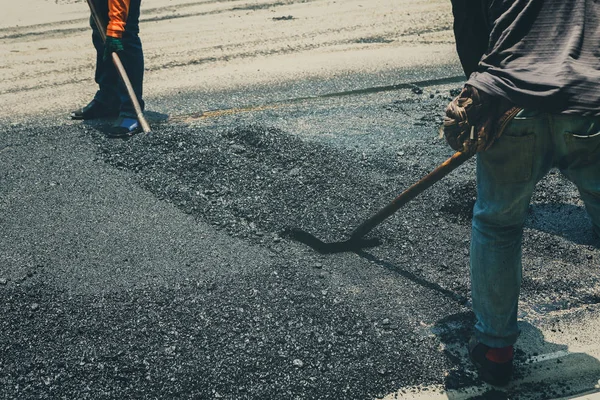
91,0,144,118
471,110,600,348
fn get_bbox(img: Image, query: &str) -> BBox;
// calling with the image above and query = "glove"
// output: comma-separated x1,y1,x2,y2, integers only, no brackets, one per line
442,84,521,154
103,36,124,62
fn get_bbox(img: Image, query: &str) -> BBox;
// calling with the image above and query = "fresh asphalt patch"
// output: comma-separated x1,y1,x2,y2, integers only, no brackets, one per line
1,85,599,399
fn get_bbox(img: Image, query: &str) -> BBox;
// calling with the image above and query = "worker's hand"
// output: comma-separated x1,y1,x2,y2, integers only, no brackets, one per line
442,85,520,154
103,36,124,62
442,85,493,153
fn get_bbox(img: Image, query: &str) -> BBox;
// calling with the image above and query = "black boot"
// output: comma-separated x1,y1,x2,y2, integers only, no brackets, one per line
70,100,119,120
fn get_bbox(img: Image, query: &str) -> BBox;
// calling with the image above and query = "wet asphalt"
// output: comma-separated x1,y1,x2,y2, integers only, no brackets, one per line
1,66,600,399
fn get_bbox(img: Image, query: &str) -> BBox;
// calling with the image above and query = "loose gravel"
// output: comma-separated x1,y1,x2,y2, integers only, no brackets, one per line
1,89,599,399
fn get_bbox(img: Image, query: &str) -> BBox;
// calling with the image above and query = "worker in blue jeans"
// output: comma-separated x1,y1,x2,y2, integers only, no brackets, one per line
470,110,600,385
445,0,600,386
71,0,144,137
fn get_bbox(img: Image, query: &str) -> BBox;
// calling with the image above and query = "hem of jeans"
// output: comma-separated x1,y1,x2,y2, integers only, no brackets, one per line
474,329,518,349
118,111,138,119
119,100,144,118
93,95,120,109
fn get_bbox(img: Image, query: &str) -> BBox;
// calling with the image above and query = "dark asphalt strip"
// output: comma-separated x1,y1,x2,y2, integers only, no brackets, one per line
172,75,465,124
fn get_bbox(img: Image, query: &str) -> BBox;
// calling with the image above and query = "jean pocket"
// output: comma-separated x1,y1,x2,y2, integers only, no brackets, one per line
480,133,536,184
564,127,600,170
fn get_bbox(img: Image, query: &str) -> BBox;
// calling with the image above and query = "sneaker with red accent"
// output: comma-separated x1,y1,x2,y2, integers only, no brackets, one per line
468,336,514,386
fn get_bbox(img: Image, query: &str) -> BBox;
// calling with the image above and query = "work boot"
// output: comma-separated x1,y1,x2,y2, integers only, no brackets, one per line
107,116,141,138
468,336,514,386
70,100,119,120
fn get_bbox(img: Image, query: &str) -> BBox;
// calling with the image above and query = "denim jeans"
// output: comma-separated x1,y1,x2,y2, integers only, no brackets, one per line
470,110,600,348
91,0,144,118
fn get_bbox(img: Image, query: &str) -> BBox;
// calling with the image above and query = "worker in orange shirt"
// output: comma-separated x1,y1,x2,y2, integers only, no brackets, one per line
71,0,144,137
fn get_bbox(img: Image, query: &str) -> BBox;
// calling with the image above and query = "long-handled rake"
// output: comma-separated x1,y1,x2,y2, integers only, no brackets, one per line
287,150,473,254
86,0,151,134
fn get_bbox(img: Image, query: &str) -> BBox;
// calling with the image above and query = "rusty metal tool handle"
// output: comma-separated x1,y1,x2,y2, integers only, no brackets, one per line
350,150,473,239
86,0,151,134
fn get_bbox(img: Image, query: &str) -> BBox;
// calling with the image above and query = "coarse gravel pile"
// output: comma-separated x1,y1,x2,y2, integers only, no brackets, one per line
95,119,600,309
96,123,407,243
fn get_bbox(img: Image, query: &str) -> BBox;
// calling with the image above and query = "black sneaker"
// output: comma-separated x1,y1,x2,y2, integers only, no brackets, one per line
468,336,514,386
70,100,119,120
107,116,141,138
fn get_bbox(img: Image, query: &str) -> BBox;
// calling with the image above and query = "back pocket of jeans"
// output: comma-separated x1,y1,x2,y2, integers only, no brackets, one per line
480,133,536,184
564,129,600,170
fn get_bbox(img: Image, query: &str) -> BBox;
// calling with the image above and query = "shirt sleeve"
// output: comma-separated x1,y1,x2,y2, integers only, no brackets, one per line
106,0,131,38
451,0,492,78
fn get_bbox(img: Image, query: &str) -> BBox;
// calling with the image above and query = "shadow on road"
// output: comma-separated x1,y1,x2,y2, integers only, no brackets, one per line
357,248,600,399
433,312,600,399
526,203,600,247
81,110,169,136
355,250,469,306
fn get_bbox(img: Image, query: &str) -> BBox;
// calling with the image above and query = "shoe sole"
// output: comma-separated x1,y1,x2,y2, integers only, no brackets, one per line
105,127,142,138
70,111,119,121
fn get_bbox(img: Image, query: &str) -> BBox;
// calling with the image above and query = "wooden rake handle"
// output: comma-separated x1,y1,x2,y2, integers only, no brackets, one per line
350,151,473,240
86,0,151,134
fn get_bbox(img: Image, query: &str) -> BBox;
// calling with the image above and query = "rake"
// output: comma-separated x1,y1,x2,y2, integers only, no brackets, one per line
287,151,473,253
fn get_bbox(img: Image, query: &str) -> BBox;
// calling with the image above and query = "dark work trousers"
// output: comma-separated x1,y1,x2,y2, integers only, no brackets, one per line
90,0,144,118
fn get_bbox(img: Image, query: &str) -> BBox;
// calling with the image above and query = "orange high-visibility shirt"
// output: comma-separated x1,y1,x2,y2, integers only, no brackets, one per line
106,0,130,38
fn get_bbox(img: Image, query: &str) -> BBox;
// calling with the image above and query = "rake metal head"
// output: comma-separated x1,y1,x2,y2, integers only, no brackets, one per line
284,228,382,254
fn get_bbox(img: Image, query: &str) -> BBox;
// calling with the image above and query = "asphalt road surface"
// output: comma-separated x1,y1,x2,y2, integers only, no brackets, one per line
1,1,600,399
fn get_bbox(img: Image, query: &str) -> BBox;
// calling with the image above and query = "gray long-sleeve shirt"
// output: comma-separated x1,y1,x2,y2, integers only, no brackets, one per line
463,0,600,116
